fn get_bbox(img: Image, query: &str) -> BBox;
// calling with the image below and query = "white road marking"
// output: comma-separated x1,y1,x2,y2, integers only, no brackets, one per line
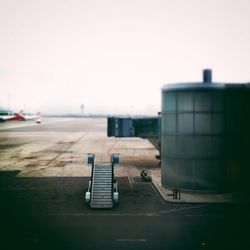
150,182,165,205
31,213,159,217
157,205,206,215
116,239,147,242
27,206,207,217
185,214,203,217
127,176,133,189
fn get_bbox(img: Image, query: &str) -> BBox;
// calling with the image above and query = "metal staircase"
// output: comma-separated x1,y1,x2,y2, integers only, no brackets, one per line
85,153,119,209
90,165,113,208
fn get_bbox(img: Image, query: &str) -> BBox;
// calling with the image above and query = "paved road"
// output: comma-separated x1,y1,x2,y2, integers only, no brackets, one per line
0,171,250,250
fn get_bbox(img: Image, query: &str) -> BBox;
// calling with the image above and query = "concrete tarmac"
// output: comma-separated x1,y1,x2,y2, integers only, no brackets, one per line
1,118,250,250
0,117,160,178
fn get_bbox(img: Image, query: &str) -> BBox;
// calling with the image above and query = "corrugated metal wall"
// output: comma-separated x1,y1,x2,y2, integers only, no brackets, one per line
161,86,250,192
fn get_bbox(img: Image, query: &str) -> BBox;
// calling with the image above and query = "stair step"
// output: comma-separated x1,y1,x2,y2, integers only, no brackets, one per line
92,201,112,204
92,200,112,203
94,173,112,175
95,168,112,170
92,183,111,186
92,186,111,188
94,174,112,176
93,181,111,183
94,176,111,178
92,194,112,197
93,184,111,187
93,179,111,181
93,176,112,178
93,180,112,182
93,178,112,180
90,164,114,208
91,200,112,203
94,169,112,170
93,182,112,185
92,190,111,193
93,174,112,177
91,200,112,205
92,189,111,192
93,180,111,182
93,182,111,184
94,172,112,174
94,171,112,173
91,205,113,208
94,169,112,171
91,201,113,205
93,175,112,178
93,191,111,193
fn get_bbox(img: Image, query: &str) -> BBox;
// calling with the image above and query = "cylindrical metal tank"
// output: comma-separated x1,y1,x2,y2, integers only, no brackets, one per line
161,70,250,193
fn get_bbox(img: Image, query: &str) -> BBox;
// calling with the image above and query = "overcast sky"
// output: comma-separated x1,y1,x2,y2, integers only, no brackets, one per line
0,0,250,115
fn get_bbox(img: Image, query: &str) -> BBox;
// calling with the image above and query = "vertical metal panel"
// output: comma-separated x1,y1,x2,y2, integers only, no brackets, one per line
107,117,116,137
162,114,176,133
162,85,250,193
107,117,133,137
162,92,176,112
194,114,211,133
178,114,193,134
212,91,224,112
195,93,211,111
194,159,221,190
178,92,193,111
118,118,133,137
161,88,224,192
107,117,113,137
211,114,224,134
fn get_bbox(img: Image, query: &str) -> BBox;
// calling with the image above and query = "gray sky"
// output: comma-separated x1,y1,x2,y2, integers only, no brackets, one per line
0,0,250,115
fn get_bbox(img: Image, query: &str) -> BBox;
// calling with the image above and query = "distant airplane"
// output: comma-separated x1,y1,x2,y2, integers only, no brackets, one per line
0,111,23,122
19,112,39,121
0,110,42,122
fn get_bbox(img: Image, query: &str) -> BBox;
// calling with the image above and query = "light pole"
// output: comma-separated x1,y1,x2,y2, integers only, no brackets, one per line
8,93,11,111
80,104,85,116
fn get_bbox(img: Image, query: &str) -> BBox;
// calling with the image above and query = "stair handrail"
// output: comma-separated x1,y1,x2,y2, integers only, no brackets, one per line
111,154,120,201
87,153,95,202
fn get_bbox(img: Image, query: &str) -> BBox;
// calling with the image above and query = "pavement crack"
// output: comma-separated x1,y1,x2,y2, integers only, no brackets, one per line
46,133,88,166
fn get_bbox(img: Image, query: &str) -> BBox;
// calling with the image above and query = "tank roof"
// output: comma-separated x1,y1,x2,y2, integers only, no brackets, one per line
162,69,250,91
162,82,222,91
162,82,250,92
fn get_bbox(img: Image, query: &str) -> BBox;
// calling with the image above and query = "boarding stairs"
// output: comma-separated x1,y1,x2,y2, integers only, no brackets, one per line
85,154,119,209
90,165,113,208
